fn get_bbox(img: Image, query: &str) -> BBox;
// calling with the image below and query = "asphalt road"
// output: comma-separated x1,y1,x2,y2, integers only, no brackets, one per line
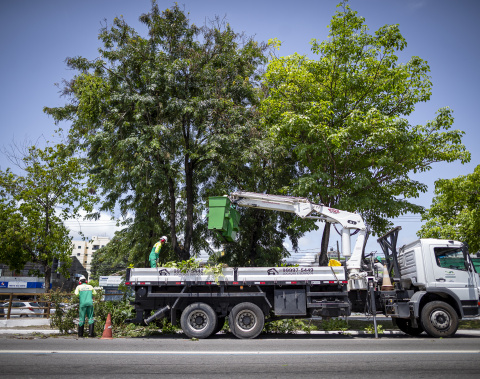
1,333,479,378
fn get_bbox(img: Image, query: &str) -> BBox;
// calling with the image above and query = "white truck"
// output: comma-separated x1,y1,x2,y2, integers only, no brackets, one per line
125,191,480,339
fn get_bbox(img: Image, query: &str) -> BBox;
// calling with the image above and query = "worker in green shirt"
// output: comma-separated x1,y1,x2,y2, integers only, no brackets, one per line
74,275,97,338
149,236,167,268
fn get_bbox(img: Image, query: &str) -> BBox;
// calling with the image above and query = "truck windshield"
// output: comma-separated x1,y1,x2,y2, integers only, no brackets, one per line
434,247,467,271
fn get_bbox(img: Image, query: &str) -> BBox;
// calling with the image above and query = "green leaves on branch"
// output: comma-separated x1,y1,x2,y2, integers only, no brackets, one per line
44,2,268,265
261,1,470,238
0,142,96,290
418,165,480,253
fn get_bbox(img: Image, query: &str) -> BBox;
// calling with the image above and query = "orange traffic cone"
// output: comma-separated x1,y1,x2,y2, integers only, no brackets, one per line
101,313,113,339
381,264,394,291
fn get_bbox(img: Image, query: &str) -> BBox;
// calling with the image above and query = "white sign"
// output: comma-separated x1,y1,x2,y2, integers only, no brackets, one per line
99,276,123,287
8,281,27,289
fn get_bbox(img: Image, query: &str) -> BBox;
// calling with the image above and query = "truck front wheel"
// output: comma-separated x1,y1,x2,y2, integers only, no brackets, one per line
180,302,217,339
393,317,424,336
229,302,264,339
420,301,459,338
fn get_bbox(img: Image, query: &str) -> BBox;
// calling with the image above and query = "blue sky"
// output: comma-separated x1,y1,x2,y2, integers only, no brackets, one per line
0,0,478,255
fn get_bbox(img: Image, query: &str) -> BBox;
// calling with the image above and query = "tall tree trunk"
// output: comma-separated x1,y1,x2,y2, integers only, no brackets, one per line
248,211,265,267
147,192,161,266
147,228,154,267
44,264,52,293
183,156,194,260
318,222,331,266
167,176,181,261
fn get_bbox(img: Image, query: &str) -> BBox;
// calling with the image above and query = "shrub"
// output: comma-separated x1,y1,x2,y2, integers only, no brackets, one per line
364,324,384,334
263,319,316,334
321,317,350,332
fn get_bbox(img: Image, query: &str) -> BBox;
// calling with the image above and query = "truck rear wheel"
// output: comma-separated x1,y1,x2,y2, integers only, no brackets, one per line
420,301,458,338
180,302,217,339
229,302,264,339
393,317,424,336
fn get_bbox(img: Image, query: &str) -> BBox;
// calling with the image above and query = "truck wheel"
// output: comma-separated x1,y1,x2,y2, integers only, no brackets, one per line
420,301,458,338
229,302,264,339
393,317,424,336
212,317,226,335
180,303,217,339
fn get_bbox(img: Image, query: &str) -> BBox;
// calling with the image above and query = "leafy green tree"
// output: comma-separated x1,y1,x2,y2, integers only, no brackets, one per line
0,143,95,290
207,138,313,267
418,165,480,253
90,238,129,280
261,1,470,265
44,2,267,265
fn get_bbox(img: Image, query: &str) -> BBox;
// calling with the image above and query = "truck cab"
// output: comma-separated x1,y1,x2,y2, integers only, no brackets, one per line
381,231,480,337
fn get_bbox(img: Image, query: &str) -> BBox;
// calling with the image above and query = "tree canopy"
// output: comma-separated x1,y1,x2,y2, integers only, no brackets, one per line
261,2,470,263
44,2,269,266
0,143,94,290
418,165,480,254
38,1,472,271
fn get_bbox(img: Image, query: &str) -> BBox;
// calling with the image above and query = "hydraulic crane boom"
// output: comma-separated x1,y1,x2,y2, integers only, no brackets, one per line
229,191,367,277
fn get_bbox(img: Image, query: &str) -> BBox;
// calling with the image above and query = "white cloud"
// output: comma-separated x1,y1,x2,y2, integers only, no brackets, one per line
408,0,428,10
63,210,123,240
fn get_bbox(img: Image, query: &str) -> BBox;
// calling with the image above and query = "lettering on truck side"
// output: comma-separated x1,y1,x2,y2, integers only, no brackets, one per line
281,268,314,275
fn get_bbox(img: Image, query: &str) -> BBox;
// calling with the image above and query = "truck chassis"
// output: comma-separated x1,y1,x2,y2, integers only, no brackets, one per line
126,266,350,339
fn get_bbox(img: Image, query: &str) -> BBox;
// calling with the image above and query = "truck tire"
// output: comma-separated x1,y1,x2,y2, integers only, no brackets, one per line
229,302,264,339
393,317,424,336
420,301,459,338
180,302,217,339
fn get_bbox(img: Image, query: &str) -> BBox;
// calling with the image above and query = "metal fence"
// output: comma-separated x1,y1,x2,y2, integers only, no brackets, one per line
0,292,54,319
0,291,124,319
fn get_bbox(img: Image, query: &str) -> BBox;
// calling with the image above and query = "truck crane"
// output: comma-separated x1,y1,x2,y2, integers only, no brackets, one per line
125,191,480,340
227,191,369,287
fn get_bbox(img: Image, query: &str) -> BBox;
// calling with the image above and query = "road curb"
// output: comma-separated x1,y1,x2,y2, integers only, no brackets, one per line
0,318,51,328
0,329,61,335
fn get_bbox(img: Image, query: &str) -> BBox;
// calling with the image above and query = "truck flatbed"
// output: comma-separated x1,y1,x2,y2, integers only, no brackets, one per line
127,266,347,286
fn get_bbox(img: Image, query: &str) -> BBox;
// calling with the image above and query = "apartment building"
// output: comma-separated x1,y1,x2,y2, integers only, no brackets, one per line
71,236,110,276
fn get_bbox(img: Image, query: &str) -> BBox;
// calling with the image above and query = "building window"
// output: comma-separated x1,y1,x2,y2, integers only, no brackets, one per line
93,245,100,250
77,253,80,256
78,246,81,249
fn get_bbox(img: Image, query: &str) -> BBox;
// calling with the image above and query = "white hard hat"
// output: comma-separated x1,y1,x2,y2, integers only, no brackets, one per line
160,236,168,243
79,275,87,283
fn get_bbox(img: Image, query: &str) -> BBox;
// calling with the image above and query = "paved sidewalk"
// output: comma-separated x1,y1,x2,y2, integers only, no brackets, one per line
0,329,61,335
0,318,61,334
0,318,51,328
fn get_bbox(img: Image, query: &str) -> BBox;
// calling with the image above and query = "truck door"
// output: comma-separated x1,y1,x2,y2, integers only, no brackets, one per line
465,252,480,294
429,244,479,305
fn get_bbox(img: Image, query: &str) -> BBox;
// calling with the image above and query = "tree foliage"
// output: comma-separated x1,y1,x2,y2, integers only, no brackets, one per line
44,2,268,265
261,1,470,264
209,137,314,266
418,165,480,253
0,143,94,290
90,234,129,280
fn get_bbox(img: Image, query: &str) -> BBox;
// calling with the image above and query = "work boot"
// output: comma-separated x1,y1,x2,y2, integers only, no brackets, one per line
78,325,84,338
88,323,95,338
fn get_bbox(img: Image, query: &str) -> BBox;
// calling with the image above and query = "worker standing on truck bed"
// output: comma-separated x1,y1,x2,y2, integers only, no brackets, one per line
75,275,97,338
149,236,167,268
